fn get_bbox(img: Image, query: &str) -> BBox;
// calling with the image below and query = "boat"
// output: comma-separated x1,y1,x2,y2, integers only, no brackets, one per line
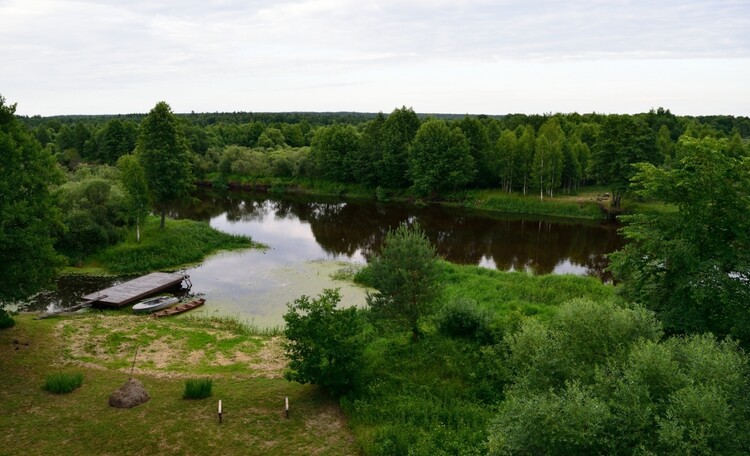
151,298,206,318
132,295,179,313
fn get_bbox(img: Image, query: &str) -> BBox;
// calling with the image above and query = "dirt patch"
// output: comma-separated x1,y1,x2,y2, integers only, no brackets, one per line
55,315,287,379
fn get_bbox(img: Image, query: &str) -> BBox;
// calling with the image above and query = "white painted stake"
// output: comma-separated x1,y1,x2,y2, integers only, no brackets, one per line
285,396,289,419
218,399,223,423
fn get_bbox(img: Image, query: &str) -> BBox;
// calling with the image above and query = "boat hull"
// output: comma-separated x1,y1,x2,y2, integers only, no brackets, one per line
132,296,179,313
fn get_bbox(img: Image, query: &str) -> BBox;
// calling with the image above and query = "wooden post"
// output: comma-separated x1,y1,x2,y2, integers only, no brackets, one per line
218,399,222,423
285,396,289,419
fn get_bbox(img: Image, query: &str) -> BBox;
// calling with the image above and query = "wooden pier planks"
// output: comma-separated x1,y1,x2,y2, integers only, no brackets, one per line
81,272,187,308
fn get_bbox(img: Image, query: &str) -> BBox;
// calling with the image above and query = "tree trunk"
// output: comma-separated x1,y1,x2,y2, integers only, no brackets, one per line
160,208,166,229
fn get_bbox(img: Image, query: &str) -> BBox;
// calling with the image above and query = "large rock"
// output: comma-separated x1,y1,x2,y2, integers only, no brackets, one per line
109,378,150,409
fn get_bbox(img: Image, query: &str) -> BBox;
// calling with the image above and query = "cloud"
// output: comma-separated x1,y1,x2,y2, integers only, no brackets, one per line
1,0,748,115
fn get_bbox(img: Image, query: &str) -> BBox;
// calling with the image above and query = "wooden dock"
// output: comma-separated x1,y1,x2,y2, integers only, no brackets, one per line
81,272,189,308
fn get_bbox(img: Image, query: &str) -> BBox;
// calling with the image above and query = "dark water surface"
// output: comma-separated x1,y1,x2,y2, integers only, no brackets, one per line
22,190,623,324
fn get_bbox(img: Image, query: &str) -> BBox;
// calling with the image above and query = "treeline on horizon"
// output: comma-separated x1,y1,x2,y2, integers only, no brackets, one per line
17,107,750,204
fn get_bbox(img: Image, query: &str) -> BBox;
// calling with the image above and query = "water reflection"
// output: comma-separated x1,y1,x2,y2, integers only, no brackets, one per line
21,190,623,321
174,190,623,279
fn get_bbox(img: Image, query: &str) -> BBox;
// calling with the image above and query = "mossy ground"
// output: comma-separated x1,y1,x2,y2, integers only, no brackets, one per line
0,314,358,456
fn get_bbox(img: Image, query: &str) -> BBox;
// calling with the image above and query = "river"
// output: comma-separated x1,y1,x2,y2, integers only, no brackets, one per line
22,190,623,325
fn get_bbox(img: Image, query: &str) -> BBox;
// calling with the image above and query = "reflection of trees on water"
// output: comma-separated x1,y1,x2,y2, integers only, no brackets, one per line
173,190,623,279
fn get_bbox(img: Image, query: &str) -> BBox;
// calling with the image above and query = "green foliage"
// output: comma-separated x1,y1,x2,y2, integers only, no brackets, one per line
116,154,149,235
43,372,84,394
380,106,420,189
592,114,658,207
408,119,476,196
136,101,194,228
0,309,15,329
609,136,750,341
366,223,441,339
0,95,65,301
183,378,213,399
437,297,494,343
55,166,129,261
533,117,565,199
310,124,361,182
490,299,750,455
92,216,256,274
283,289,364,396
457,115,493,187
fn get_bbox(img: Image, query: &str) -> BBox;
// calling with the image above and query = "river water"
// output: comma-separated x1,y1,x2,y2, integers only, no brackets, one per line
21,190,623,325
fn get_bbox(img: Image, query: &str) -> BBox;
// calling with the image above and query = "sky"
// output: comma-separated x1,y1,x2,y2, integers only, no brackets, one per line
1,0,749,116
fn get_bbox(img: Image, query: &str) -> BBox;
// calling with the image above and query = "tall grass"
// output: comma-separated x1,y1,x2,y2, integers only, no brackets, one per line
93,216,263,275
347,263,617,454
43,372,84,394
469,191,604,219
183,378,213,399
180,315,283,337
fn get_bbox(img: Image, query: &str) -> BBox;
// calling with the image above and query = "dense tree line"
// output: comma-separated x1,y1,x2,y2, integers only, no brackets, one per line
21,106,748,208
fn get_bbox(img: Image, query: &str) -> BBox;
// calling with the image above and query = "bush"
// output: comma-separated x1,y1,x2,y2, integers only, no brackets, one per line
43,372,84,394
183,378,213,399
284,289,364,396
437,297,494,343
0,309,15,329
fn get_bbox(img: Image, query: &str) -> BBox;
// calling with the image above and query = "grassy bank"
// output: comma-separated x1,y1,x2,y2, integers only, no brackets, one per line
0,314,357,456
464,189,606,219
210,176,620,220
68,216,263,275
346,263,617,454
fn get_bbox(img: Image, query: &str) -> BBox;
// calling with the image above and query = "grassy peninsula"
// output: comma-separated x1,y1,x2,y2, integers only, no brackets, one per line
68,215,263,275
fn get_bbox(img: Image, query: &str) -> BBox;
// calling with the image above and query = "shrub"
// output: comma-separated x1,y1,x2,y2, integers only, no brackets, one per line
0,309,15,329
183,378,213,399
437,297,494,343
43,372,84,394
284,289,364,396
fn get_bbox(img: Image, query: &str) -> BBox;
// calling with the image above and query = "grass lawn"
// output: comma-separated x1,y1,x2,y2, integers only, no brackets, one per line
0,314,358,456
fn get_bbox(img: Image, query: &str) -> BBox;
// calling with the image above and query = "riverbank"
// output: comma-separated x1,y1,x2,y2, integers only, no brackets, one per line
66,215,264,276
202,177,667,221
0,313,357,455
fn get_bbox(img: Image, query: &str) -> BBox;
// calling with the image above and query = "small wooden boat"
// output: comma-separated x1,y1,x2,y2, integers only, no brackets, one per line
151,298,206,318
132,295,179,313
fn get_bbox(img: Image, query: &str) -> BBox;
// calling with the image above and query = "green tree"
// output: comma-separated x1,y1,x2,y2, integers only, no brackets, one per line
561,135,583,193
532,117,565,199
310,124,360,182
136,101,194,229
592,115,658,208
0,96,64,302
355,113,386,186
366,222,441,339
117,154,150,242
380,106,420,189
656,124,675,167
495,129,518,192
283,288,364,396
457,115,492,187
516,124,536,195
408,119,475,196
609,136,750,341
489,298,750,455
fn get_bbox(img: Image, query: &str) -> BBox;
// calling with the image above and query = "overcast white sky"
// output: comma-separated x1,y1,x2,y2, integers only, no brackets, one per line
2,0,749,116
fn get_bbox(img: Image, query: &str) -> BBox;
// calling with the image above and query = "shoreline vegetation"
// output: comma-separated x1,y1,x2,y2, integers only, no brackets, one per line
64,215,263,276
201,176,671,221
1,263,614,455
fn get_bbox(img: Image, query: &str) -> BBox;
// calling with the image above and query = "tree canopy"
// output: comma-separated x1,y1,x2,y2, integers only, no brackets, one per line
366,222,441,339
136,101,194,229
609,136,750,341
0,96,64,302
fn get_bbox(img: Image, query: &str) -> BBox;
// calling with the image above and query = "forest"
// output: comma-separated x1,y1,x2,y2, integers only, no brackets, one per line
3,95,750,455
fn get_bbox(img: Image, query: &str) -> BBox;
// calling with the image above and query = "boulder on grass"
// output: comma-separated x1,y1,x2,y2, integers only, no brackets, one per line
109,378,150,409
